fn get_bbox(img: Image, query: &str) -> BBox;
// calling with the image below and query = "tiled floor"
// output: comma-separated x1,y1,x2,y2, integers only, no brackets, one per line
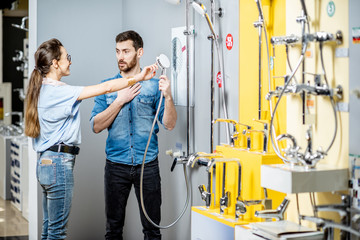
0,237,28,240
0,198,28,239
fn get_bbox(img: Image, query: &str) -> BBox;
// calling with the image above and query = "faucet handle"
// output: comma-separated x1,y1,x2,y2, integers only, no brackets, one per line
253,119,269,126
220,191,230,214
235,200,247,218
198,185,207,201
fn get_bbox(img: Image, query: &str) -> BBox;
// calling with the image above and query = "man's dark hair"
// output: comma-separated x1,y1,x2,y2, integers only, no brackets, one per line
115,30,143,50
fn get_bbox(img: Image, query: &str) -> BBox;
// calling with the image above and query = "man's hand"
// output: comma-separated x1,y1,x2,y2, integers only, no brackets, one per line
159,75,172,100
135,63,158,82
115,83,141,105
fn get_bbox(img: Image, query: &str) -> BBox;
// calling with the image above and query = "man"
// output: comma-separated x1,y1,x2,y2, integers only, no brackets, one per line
90,30,177,240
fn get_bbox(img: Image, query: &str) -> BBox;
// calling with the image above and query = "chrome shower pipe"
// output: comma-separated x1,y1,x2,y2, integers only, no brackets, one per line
254,0,264,120
255,0,281,153
185,0,192,156
210,0,215,152
192,0,231,145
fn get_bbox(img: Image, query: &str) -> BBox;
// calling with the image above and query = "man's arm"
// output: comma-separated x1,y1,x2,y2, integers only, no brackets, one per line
159,75,177,130
93,83,142,133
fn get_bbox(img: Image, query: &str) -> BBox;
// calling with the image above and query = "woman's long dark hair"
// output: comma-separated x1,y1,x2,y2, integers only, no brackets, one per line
25,38,63,138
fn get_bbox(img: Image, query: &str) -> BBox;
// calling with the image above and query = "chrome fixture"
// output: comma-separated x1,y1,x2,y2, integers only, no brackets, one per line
11,16,28,31
192,0,231,145
220,163,230,214
255,197,290,221
156,54,170,75
252,119,269,153
300,215,360,238
271,35,300,45
254,0,265,120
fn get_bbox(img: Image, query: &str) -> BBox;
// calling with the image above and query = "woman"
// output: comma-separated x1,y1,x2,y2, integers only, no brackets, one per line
24,38,157,239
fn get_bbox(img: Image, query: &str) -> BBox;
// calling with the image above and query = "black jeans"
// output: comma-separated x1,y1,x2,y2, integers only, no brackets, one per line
104,158,162,240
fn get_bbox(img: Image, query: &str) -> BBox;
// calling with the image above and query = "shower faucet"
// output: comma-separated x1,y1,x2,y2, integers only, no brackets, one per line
304,31,343,45
186,152,223,168
271,35,300,45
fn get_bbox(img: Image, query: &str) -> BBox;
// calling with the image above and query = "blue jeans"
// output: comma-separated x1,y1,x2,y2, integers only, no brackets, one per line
37,150,76,240
105,158,162,240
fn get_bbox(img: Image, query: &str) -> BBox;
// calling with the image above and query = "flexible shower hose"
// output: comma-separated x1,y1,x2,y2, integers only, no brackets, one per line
140,91,191,229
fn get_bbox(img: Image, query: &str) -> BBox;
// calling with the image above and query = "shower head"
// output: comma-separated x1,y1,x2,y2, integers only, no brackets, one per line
191,1,217,39
156,54,170,75
11,16,28,32
191,1,207,17
165,0,181,4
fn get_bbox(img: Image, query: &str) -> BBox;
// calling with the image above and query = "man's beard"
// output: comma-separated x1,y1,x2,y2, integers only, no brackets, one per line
118,55,137,73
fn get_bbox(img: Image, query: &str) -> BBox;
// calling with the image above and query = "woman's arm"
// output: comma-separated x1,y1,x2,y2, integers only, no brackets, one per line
77,64,157,100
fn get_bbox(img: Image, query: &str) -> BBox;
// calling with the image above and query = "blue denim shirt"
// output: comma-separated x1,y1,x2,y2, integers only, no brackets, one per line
90,73,165,165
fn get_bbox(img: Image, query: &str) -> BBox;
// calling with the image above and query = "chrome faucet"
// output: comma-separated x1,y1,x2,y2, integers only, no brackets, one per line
5,111,24,128
277,132,325,168
198,184,211,208
220,163,230,214
253,119,269,153
244,188,272,210
255,197,290,221
300,215,360,238
186,152,223,168
206,159,242,216
11,16,28,31
235,164,246,219
314,194,351,240
212,119,251,148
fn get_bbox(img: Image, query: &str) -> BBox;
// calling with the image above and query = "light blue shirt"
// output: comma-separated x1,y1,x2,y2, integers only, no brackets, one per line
90,73,165,165
33,78,84,152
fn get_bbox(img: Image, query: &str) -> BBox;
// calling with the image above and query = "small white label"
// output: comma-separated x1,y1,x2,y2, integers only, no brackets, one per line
335,48,349,58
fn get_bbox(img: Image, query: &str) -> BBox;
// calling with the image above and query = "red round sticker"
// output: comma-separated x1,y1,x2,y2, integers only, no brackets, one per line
216,71,222,88
226,34,233,50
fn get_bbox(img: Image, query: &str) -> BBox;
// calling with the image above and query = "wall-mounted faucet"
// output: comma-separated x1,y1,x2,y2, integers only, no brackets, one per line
5,111,23,128
11,16,29,32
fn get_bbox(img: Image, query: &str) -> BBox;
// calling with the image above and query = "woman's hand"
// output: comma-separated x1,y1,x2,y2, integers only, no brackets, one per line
135,63,158,82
